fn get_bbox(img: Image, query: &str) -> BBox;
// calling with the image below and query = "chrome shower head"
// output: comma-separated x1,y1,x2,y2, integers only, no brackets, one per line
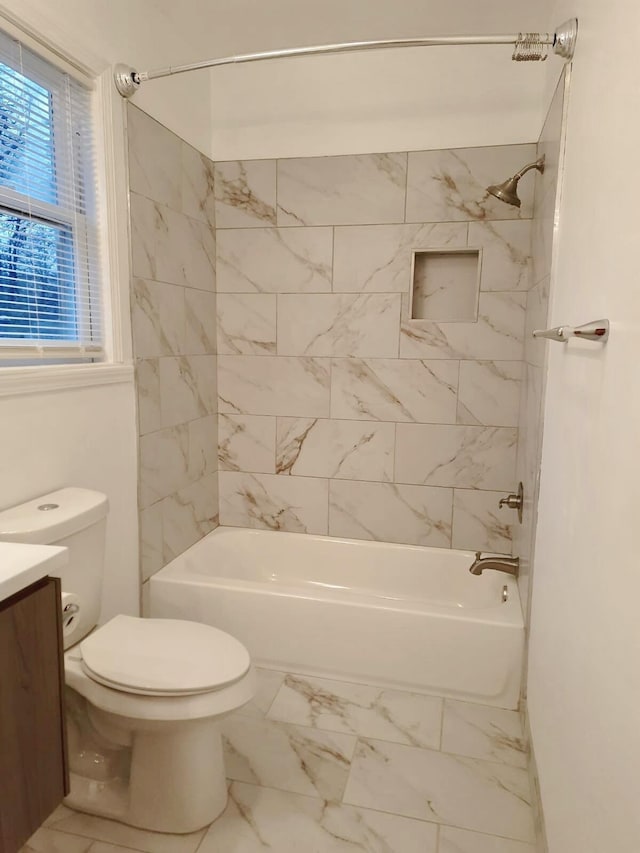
487,155,545,208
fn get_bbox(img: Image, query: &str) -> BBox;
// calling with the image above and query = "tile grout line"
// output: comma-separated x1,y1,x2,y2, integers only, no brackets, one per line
222,777,535,847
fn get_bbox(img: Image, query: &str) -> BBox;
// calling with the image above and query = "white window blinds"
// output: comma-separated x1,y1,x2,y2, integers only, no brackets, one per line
0,30,103,361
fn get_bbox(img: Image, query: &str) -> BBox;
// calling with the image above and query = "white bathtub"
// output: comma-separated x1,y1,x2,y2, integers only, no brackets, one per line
149,527,524,709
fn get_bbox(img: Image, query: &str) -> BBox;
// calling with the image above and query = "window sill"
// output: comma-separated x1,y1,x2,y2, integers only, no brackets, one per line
0,362,134,398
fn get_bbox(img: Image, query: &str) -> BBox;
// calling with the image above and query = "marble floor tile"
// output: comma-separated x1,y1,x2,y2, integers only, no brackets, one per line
237,668,286,718
198,782,437,853
266,673,442,749
43,805,205,853
441,700,527,769
439,826,536,853
220,715,356,801
343,739,534,841
20,828,93,853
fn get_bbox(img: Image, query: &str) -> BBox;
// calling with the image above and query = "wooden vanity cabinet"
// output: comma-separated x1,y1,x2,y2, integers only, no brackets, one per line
0,577,68,852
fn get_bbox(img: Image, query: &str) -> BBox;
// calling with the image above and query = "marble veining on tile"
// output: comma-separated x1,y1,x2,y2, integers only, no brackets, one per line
400,292,526,361
127,105,181,210
139,424,190,509
406,145,537,222
217,293,277,355
276,417,394,481
277,153,407,226
181,142,216,229
267,674,443,749
161,473,219,562
452,489,513,554
439,826,536,853
218,356,331,418
219,413,276,473
219,471,329,534
135,358,160,436
221,715,356,801
329,480,452,548
198,782,437,853
333,222,468,293
132,278,185,358
159,355,217,427
343,738,534,841
330,358,459,423
28,669,537,853
214,159,277,228
43,803,207,853
441,700,528,769
395,424,517,490
457,360,522,427
469,220,532,291
216,226,333,293
184,288,217,355
277,294,401,358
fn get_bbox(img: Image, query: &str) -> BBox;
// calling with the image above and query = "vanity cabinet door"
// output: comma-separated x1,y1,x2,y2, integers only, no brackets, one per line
0,577,68,852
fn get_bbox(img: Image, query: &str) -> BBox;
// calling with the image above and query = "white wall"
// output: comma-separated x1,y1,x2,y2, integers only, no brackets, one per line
0,0,213,154
206,0,552,159
527,2,640,851
0,380,139,622
0,0,210,619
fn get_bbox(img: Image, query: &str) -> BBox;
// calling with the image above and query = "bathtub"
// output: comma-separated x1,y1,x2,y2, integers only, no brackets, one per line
149,527,524,709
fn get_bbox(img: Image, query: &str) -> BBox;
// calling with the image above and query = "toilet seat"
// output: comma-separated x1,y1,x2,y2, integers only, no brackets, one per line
79,615,251,697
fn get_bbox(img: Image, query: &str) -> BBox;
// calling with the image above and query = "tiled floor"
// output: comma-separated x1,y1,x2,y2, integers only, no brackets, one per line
22,670,535,853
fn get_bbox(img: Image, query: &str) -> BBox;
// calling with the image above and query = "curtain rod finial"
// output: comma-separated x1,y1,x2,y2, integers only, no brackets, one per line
114,64,139,98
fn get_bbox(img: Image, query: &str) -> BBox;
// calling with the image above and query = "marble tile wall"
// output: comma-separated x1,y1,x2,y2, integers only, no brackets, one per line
215,144,534,550
127,105,218,588
514,70,567,626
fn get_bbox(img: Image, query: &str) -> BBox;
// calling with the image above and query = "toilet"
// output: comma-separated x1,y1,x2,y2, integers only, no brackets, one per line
0,488,255,834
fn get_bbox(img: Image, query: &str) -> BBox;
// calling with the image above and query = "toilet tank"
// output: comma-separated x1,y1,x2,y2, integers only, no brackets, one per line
0,488,109,647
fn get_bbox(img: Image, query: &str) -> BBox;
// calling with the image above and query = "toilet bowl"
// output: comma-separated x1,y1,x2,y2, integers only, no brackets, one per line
64,615,255,832
0,488,255,833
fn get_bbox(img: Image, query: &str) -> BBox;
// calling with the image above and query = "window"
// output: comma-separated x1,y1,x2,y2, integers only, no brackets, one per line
0,30,103,362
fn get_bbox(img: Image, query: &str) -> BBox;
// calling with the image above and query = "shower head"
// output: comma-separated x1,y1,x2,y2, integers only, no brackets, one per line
487,155,545,208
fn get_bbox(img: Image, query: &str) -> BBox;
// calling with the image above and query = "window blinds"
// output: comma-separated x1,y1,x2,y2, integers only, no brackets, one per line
0,29,103,361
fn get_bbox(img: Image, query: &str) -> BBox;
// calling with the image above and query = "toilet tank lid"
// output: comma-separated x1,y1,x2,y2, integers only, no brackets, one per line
0,488,109,544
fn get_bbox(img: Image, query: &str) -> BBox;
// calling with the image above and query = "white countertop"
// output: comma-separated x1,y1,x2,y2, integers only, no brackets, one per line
0,542,68,604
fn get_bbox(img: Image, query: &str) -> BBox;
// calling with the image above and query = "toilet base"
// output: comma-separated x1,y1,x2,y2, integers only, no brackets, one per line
67,697,229,833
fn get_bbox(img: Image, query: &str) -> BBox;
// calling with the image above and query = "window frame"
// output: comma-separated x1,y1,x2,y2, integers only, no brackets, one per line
0,12,134,397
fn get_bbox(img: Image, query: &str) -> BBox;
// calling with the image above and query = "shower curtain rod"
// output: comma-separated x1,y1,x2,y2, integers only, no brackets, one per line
114,18,577,98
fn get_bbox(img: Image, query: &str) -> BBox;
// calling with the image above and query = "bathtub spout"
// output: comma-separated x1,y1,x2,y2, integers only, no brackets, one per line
469,552,519,577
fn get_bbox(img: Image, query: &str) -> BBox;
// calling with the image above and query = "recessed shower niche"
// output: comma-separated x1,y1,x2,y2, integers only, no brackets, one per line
410,249,481,322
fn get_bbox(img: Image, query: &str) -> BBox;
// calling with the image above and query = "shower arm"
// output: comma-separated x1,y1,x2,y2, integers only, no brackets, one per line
514,158,546,180
114,19,577,98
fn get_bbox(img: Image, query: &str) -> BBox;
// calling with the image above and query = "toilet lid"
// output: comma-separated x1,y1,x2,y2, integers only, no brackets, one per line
79,615,251,696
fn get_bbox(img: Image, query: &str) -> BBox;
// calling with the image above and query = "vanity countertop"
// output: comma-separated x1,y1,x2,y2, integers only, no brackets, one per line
0,542,68,604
